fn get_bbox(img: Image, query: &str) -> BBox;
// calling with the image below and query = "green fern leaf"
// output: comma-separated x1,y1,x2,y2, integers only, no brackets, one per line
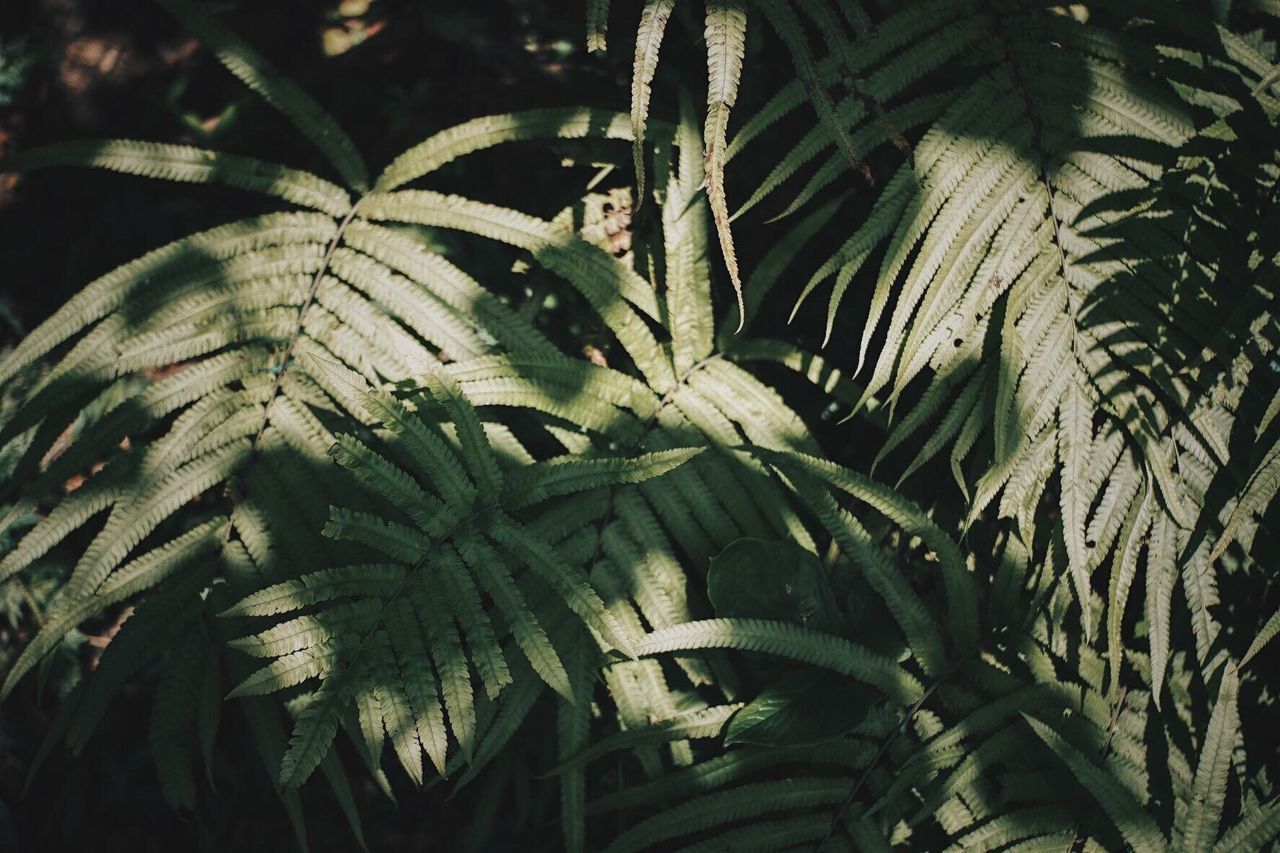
588,0,610,53
502,448,704,509
550,703,742,774
1210,434,1280,563
630,618,921,703
1148,513,1178,707
1242,607,1280,669
631,0,677,200
154,0,368,189
1024,714,1165,851
704,0,748,328
456,535,572,699
376,108,633,192
1,140,351,215
1059,375,1096,635
752,448,978,651
1175,665,1239,852
1213,799,1280,853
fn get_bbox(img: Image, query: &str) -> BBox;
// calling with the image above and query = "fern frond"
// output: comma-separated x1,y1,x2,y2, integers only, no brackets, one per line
376,108,633,192
1175,665,1239,852
752,447,978,651
551,703,742,773
456,534,572,699
631,0,676,200
754,0,870,190
1242,607,1280,669
2,140,351,216
631,618,921,703
1024,714,1165,851
488,513,635,657
154,0,368,189
587,0,610,53
0,212,332,386
704,0,748,328
2,518,225,698
1147,513,1178,706
1059,375,1096,634
1213,799,1280,853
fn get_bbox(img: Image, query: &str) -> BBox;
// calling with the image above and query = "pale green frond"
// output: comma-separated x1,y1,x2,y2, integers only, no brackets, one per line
1108,486,1152,696
339,221,557,357
376,108,633,191
759,92,953,224
1242,607,1280,669
1210,435,1280,562
1148,513,1178,706
631,0,676,200
1,140,351,215
359,190,673,390
0,212,333,387
588,0,609,53
326,249,483,360
704,0,748,328
229,600,381,658
446,353,660,419
667,89,716,373
360,190,660,324
1059,375,1096,634
630,618,922,703
1175,665,1239,852
225,645,345,696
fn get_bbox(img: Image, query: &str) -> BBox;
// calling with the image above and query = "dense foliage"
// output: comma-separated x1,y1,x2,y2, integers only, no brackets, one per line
1,0,1278,849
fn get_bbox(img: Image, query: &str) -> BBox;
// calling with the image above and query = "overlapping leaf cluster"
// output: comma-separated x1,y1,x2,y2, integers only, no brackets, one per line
0,0,1277,850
